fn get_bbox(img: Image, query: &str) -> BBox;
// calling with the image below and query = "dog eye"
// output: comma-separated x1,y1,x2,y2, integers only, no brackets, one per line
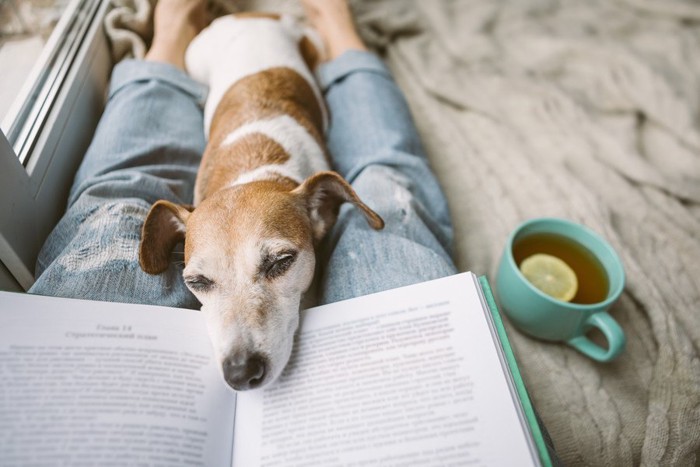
263,252,297,279
185,275,215,292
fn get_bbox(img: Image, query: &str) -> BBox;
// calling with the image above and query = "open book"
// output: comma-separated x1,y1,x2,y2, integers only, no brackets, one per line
0,272,551,466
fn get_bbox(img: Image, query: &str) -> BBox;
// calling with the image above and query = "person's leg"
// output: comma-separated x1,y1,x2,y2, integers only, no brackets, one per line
30,0,209,308
304,4,561,463
302,0,457,305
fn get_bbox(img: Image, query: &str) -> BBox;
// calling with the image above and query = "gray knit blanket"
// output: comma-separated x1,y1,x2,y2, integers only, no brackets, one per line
105,0,700,465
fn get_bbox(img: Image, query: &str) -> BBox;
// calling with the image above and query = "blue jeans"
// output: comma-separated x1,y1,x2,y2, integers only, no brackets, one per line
30,51,457,306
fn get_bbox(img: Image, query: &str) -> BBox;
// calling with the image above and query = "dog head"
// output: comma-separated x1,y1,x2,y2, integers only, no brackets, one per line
139,171,383,391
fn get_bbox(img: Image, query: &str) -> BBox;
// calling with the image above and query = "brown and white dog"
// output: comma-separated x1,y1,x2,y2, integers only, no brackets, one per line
138,14,383,391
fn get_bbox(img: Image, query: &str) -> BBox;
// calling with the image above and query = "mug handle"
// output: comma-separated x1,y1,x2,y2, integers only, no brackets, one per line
567,312,626,362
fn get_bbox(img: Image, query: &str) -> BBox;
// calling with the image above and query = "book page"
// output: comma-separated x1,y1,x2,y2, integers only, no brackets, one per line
233,272,538,466
0,292,236,466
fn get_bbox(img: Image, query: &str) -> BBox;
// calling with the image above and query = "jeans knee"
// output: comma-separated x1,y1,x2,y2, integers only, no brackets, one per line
344,164,454,261
351,166,416,223
54,200,149,274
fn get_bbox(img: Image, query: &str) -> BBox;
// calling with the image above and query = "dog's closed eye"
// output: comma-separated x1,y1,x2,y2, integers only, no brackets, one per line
261,251,297,280
185,274,216,292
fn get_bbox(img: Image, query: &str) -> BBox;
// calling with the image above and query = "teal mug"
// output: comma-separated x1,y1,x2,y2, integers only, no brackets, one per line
496,218,626,362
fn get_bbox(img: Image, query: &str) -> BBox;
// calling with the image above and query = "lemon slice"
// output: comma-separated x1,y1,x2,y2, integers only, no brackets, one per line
520,253,578,302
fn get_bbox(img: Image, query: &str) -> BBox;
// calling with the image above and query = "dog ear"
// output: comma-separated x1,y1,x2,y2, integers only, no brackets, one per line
294,171,384,241
139,200,194,275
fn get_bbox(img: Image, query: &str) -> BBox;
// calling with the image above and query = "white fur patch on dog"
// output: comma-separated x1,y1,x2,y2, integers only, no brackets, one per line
221,114,329,185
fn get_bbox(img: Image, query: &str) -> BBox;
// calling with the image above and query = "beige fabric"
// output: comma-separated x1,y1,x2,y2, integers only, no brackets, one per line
104,0,700,465
104,0,155,62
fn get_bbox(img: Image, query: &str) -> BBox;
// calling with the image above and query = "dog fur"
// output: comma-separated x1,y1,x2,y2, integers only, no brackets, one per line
138,14,383,391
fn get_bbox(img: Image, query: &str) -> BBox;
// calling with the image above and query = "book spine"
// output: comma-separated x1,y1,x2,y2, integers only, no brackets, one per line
478,276,553,467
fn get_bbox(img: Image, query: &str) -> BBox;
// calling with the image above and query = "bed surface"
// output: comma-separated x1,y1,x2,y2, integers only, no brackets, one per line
108,0,700,464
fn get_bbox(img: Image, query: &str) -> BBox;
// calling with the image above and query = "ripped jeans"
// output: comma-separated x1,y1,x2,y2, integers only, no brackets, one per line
29,51,457,307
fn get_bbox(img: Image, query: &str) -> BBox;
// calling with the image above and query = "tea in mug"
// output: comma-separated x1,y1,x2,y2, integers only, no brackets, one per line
513,232,609,304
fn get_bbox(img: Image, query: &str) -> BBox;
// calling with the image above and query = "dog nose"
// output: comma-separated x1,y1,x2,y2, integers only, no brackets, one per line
222,353,267,390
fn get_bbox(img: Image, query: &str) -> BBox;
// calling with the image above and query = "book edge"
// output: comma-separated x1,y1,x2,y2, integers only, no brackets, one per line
478,275,553,467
